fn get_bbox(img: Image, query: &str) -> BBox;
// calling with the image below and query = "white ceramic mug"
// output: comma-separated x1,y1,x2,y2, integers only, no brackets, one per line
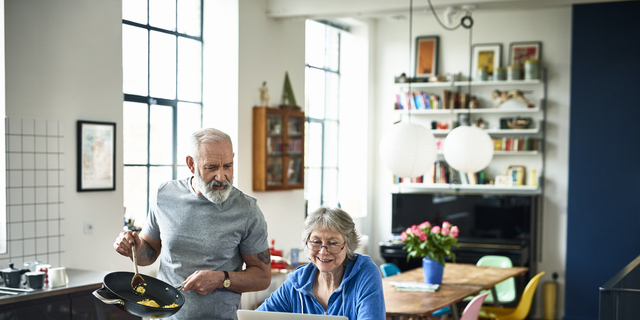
36,264,51,287
48,267,69,288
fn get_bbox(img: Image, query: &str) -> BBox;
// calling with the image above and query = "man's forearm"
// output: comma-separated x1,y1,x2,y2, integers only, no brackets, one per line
227,266,271,293
136,239,159,266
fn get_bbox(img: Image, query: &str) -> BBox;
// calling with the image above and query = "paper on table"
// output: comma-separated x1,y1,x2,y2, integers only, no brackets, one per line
389,281,440,292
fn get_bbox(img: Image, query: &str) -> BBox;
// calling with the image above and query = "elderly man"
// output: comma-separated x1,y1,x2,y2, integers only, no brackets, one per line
114,128,271,319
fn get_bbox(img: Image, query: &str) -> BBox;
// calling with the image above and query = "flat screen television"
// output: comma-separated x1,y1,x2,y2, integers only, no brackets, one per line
391,193,533,246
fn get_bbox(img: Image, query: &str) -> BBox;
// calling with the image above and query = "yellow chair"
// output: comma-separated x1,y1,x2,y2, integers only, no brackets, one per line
478,271,545,320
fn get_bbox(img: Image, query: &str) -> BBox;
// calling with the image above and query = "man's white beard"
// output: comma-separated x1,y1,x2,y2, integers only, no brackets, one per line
193,168,233,203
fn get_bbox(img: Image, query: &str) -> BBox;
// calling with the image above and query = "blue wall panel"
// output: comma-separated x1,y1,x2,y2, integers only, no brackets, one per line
566,2,640,320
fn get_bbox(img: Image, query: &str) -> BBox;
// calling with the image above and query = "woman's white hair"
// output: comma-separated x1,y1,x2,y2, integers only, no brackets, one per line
189,128,233,163
302,206,361,263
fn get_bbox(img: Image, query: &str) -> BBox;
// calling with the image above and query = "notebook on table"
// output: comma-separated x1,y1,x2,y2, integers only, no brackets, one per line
237,310,349,320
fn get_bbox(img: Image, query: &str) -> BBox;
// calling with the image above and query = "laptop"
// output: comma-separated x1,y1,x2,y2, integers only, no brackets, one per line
237,310,349,320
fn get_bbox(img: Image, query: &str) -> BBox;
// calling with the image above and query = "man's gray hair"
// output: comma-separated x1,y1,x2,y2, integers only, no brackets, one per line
302,206,361,262
189,128,233,163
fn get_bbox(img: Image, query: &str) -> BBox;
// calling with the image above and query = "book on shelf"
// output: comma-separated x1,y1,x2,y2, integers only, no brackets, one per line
492,138,540,152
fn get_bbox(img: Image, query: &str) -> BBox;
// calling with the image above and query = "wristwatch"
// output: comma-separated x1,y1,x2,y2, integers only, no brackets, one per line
223,271,231,288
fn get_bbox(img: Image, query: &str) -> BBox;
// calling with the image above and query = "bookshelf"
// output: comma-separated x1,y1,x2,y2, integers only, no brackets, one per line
392,70,547,194
252,106,305,191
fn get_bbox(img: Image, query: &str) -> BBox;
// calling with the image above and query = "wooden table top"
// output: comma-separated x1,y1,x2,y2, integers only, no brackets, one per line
383,263,529,317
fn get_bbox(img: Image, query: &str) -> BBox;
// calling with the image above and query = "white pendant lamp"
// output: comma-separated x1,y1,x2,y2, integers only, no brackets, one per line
379,123,438,178
443,126,494,173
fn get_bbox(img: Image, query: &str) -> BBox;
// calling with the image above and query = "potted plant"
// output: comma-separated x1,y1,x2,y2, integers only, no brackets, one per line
401,221,460,284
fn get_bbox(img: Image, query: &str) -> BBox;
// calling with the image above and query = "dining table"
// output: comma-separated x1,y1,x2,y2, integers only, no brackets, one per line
383,263,529,319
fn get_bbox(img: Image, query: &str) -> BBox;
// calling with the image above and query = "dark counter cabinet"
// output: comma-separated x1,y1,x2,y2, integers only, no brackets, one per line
0,269,140,320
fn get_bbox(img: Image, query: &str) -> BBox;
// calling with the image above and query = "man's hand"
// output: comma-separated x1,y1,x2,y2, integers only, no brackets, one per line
113,231,161,266
182,270,225,295
113,230,141,259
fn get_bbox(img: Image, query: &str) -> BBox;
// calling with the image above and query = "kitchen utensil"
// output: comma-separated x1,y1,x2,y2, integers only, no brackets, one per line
92,271,184,318
130,242,147,295
25,271,45,289
0,263,30,288
23,260,44,272
48,267,69,288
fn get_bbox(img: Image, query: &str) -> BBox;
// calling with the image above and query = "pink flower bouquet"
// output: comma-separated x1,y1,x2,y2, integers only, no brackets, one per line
400,221,460,267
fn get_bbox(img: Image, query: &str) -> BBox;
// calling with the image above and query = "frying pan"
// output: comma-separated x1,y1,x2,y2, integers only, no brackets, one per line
92,271,185,319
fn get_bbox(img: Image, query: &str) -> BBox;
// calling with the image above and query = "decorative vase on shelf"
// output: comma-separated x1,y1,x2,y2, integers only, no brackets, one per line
422,257,444,284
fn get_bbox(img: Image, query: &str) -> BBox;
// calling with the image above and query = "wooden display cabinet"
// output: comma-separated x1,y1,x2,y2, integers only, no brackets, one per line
253,106,305,191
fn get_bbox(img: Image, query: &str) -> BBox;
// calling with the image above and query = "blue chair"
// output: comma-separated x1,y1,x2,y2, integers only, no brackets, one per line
379,263,451,318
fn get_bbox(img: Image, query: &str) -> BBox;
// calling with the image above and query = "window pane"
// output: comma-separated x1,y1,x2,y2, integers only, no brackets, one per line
149,166,173,209
123,25,148,96
177,37,202,102
123,0,147,25
149,0,176,31
325,72,340,120
323,120,338,168
177,0,201,37
305,121,322,168
177,102,202,159
305,20,325,68
149,105,174,165
123,102,149,164
305,168,321,211
150,31,176,99
322,168,338,206
325,27,340,71
123,166,148,229
305,68,325,119
177,165,192,180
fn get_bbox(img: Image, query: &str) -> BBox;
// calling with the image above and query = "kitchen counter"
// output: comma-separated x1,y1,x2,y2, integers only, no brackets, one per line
0,268,108,306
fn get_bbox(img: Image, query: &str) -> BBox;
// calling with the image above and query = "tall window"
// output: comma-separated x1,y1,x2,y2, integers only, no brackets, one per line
304,20,341,212
122,0,203,228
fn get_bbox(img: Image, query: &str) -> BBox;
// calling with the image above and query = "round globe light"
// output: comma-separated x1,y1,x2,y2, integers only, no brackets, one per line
443,126,494,173
379,123,438,178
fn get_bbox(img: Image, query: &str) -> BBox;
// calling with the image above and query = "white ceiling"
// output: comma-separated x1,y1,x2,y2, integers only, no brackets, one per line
266,0,623,19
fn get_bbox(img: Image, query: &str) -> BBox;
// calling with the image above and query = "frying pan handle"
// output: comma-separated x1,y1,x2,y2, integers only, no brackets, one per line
92,287,125,305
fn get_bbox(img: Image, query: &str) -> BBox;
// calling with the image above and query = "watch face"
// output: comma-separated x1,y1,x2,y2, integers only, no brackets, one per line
223,279,231,288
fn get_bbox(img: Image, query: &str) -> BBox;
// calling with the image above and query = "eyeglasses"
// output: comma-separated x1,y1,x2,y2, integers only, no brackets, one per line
306,240,345,254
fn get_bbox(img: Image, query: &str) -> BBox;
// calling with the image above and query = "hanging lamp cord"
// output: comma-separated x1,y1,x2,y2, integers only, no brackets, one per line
407,0,414,123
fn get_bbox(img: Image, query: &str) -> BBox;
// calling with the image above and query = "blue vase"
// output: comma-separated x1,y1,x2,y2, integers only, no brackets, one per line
422,257,444,284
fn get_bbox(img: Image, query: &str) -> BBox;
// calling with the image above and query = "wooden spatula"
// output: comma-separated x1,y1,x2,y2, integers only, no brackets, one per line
130,242,147,296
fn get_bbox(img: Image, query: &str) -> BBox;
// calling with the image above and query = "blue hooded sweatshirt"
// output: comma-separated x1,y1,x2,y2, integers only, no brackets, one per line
257,254,385,320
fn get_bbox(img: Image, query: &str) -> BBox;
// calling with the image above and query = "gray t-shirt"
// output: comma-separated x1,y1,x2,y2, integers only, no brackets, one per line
143,177,269,320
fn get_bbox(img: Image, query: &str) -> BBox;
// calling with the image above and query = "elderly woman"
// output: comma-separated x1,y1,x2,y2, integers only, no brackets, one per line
257,206,385,319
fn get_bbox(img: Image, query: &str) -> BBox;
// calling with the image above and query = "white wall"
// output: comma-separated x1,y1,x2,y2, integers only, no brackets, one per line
237,0,307,261
3,0,137,273
371,7,571,317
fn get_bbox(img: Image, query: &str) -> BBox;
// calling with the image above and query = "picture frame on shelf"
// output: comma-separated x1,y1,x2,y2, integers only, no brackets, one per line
77,120,116,192
508,165,526,186
495,175,513,187
415,35,439,78
508,41,542,68
471,43,502,80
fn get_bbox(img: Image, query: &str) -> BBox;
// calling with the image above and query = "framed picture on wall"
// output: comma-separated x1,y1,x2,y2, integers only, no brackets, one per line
77,120,116,192
415,36,439,78
471,43,502,80
509,41,542,68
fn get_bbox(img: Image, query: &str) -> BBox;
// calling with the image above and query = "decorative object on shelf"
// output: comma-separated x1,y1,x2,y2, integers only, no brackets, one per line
258,81,270,107
475,117,488,129
379,123,438,178
509,165,526,186
500,117,533,129
492,89,533,108
477,65,488,81
495,66,506,80
495,175,513,187
400,221,460,284
77,120,116,192
397,73,408,83
507,65,522,80
443,126,494,173
509,41,542,69
529,169,538,187
428,75,447,82
415,35,439,78
525,59,541,80
469,96,480,108
280,71,300,110
471,43,502,81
